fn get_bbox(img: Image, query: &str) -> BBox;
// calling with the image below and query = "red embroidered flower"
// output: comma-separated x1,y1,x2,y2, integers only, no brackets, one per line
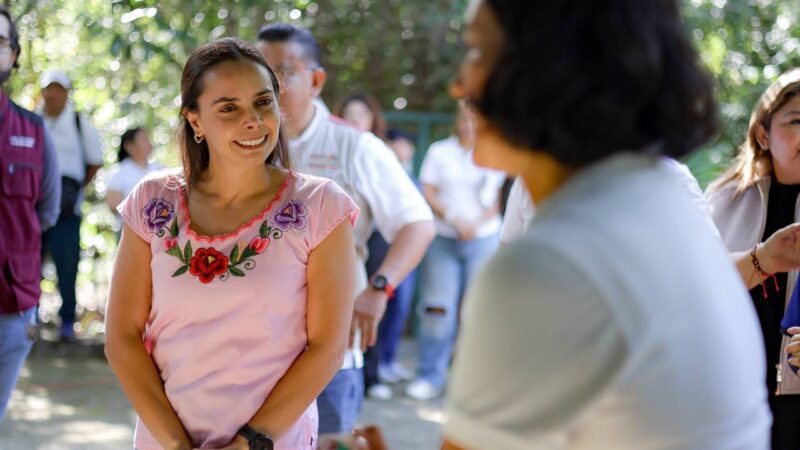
249,236,270,254
163,238,178,252
189,247,229,284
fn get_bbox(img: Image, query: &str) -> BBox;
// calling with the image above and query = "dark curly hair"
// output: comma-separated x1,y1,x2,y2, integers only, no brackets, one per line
179,37,290,187
476,0,718,166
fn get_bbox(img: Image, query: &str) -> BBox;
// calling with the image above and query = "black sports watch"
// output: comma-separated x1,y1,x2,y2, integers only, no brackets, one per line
369,274,395,298
237,424,274,450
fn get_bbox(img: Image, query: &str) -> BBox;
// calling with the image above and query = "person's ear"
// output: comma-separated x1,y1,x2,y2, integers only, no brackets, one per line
310,68,327,98
755,123,770,151
183,109,204,139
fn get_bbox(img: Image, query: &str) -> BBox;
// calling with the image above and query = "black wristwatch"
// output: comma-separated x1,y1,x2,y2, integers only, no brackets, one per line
237,424,274,450
369,274,395,298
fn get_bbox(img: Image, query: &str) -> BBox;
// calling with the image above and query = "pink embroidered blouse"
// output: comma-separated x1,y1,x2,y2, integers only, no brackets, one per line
117,170,358,450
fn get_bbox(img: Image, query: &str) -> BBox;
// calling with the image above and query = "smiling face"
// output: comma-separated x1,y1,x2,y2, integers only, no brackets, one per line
183,58,280,170
761,94,800,184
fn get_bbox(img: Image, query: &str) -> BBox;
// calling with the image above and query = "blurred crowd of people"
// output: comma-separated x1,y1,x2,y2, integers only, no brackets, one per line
2,1,800,449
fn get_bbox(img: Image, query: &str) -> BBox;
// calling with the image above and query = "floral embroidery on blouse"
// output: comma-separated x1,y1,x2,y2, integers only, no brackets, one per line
270,199,308,231
146,197,308,284
142,198,176,235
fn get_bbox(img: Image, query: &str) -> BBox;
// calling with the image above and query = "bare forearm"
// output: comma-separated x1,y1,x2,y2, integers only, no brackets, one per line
377,220,435,285
733,250,762,290
106,190,124,216
106,335,191,450
248,342,345,438
426,196,448,220
481,201,500,221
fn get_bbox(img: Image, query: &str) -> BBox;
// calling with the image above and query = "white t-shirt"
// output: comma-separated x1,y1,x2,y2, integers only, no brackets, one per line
445,153,770,450
499,177,534,244
499,159,718,244
40,101,104,182
419,136,506,239
106,158,162,199
289,105,433,369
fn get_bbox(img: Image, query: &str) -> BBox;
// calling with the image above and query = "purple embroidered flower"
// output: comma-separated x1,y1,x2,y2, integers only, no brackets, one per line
142,198,175,233
271,199,307,231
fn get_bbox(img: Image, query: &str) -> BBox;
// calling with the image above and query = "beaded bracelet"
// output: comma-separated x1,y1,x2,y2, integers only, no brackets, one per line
751,243,779,299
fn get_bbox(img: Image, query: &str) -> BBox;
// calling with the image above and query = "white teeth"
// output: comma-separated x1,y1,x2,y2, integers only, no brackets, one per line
235,136,266,146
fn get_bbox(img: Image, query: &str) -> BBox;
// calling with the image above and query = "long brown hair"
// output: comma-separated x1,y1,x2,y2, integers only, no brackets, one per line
710,69,800,195
178,37,291,188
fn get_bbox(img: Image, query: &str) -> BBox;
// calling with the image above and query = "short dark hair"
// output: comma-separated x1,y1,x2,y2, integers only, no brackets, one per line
477,0,718,167
257,23,322,68
179,37,290,187
0,6,21,69
386,128,416,144
118,127,144,162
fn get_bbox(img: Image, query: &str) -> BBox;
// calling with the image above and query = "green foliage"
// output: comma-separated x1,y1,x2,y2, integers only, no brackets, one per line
683,0,800,187
5,0,800,292
6,0,468,167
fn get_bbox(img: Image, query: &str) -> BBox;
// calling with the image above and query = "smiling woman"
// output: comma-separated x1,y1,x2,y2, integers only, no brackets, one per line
104,38,359,450
706,70,800,450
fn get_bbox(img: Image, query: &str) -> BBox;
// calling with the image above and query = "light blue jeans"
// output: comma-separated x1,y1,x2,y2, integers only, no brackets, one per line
317,368,364,435
0,307,36,423
414,234,499,389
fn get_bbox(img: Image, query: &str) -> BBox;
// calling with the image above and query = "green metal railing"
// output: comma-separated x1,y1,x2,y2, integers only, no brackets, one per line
385,111,454,174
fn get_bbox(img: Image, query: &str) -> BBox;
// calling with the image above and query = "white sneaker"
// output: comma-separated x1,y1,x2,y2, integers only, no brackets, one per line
378,363,400,384
379,362,414,384
389,363,414,381
405,379,442,401
367,383,393,400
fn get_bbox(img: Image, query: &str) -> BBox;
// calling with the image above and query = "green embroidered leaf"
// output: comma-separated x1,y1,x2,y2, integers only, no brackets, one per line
259,222,269,238
169,219,179,238
172,265,189,277
230,244,239,264
240,245,255,261
229,267,245,277
166,245,183,261
184,240,193,262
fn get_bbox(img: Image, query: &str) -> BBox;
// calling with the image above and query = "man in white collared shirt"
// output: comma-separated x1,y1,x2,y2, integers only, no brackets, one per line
257,24,435,436
38,70,103,341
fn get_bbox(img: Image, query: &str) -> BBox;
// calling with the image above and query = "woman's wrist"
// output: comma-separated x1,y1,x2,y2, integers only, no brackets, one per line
754,242,773,275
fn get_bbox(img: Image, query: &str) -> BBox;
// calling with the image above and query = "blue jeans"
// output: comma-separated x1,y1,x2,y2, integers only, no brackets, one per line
379,268,416,365
0,308,36,423
317,368,363,434
42,214,81,324
363,231,417,388
415,235,499,389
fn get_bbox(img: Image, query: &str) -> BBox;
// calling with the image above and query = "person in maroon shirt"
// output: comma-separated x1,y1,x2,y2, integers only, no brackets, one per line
0,5,61,423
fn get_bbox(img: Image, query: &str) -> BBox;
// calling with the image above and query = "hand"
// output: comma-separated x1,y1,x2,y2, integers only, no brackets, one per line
757,223,800,274
787,327,800,370
349,288,389,352
452,219,477,241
